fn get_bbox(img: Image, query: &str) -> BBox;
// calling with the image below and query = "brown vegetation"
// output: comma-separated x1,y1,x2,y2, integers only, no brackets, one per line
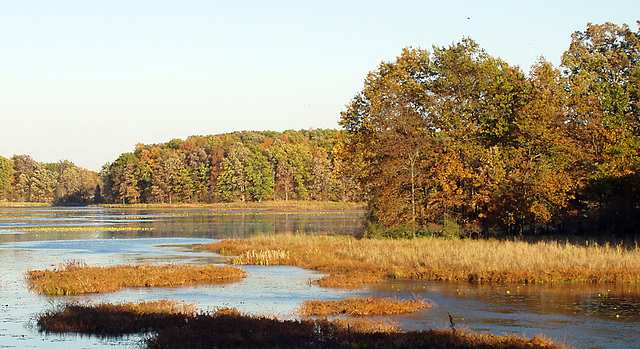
299,296,433,317
26,260,247,295
205,234,640,288
98,200,365,211
37,301,573,349
37,300,197,335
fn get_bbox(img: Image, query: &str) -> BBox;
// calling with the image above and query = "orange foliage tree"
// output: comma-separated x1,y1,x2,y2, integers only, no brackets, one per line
340,22,640,237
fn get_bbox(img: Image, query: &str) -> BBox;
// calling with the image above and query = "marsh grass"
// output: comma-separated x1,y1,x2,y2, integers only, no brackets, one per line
36,301,572,349
299,296,433,317
231,249,291,266
206,234,640,288
38,300,197,335
26,260,247,295
98,200,366,211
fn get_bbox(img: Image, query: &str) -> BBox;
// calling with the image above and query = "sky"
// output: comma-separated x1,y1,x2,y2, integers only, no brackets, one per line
1,1,639,171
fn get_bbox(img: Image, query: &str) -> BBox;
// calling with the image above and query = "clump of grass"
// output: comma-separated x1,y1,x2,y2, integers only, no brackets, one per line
299,296,433,317
204,234,640,287
26,260,247,295
231,249,291,266
36,302,573,349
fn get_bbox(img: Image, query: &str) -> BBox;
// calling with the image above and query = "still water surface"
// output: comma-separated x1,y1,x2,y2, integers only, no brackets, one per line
0,207,638,348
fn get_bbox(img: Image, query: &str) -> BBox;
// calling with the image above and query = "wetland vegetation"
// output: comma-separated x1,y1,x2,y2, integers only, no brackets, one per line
3,207,636,348
207,233,640,287
27,260,247,295
3,20,640,348
37,300,572,349
298,296,433,317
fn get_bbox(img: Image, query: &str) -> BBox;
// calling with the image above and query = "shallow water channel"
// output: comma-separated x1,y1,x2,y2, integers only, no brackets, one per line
0,207,638,348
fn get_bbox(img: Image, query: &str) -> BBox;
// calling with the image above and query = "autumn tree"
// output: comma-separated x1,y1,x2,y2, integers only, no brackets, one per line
0,156,13,200
562,22,640,233
340,41,528,233
340,38,590,236
246,146,275,202
217,142,252,202
103,153,141,204
10,155,36,202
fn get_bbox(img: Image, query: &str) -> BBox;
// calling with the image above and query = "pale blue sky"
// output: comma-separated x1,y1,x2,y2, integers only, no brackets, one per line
1,1,638,171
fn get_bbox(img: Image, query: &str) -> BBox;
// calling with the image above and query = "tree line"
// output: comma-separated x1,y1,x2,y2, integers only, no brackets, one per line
0,155,98,204
4,21,638,239
339,22,640,237
99,129,363,204
0,129,362,206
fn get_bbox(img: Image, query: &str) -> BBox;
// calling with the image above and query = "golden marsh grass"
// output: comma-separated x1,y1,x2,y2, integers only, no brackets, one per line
299,296,433,317
37,301,573,349
26,260,247,295
206,234,640,287
99,200,366,211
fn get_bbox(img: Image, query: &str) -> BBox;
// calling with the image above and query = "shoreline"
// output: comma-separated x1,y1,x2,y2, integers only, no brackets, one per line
0,200,366,211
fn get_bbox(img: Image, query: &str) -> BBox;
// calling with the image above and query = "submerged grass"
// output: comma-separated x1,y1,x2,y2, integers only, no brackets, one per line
37,301,573,349
299,296,433,317
26,260,247,295
205,234,640,288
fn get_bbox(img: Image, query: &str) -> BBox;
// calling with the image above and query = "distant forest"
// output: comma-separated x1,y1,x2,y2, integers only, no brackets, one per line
99,129,362,204
0,129,362,205
2,22,639,237
0,155,97,204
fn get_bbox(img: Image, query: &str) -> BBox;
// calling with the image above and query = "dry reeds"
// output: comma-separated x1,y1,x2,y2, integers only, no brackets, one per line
36,301,573,349
299,296,433,317
205,234,640,287
99,200,365,211
26,260,247,295
232,249,291,266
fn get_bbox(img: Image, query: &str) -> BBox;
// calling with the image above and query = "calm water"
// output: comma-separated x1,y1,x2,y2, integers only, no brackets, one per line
0,207,638,348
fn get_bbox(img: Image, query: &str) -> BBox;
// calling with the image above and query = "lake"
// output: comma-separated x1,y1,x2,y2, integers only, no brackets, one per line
0,207,638,348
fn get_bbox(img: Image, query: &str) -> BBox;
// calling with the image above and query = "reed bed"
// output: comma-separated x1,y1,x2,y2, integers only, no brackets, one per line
99,200,365,211
231,249,291,266
206,234,640,287
36,301,572,349
26,260,247,295
299,296,433,317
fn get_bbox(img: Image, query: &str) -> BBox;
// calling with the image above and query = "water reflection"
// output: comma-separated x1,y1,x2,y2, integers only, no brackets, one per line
365,280,640,349
0,207,365,242
0,207,365,349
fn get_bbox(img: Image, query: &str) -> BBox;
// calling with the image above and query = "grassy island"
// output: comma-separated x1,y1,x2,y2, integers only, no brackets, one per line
26,261,247,295
206,234,640,288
